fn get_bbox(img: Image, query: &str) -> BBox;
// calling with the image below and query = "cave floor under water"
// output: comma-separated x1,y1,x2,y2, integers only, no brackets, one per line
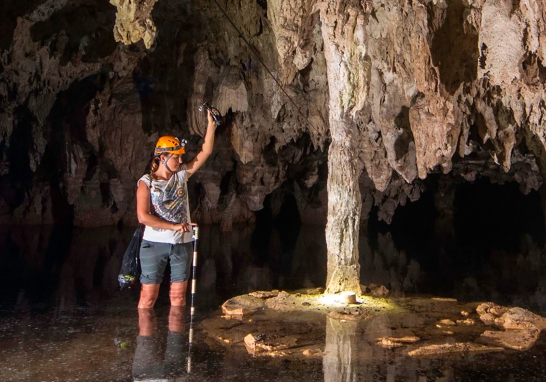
1,223,546,381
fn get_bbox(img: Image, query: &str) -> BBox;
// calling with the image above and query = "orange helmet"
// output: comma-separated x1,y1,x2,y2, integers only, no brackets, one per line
154,136,186,156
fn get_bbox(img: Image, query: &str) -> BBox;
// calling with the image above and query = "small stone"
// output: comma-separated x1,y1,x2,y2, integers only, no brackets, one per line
460,310,470,317
340,291,357,304
437,319,456,326
377,336,420,349
302,349,321,356
456,318,476,325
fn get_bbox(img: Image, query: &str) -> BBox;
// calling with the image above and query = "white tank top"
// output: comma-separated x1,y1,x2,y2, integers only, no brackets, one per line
137,167,192,244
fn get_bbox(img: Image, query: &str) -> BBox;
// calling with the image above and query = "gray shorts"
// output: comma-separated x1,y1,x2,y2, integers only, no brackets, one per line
139,240,193,284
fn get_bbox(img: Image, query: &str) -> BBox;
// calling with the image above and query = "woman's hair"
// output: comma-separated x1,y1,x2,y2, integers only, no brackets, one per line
150,156,160,180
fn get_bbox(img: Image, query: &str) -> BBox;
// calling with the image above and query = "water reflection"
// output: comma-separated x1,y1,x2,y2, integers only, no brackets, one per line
323,317,358,382
133,307,187,381
0,223,546,381
322,310,546,382
2,224,546,317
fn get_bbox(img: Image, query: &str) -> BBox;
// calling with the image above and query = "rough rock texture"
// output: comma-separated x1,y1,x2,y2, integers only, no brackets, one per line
0,0,545,230
477,328,540,351
475,302,546,350
110,0,159,49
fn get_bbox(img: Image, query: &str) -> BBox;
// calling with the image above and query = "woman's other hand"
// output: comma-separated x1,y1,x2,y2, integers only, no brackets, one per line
173,222,191,232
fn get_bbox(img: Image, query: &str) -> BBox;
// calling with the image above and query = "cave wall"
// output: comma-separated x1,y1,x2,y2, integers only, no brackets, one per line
0,0,545,228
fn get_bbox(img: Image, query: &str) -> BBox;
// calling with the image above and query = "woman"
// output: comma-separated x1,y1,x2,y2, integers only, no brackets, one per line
136,109,217,309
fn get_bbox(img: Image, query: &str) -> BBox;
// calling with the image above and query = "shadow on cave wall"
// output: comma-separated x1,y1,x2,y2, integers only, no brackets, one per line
429,0,478,94
365,174,546,304
0,0,44,50
37,73,110,224
135,0,198,137
30,1,117,65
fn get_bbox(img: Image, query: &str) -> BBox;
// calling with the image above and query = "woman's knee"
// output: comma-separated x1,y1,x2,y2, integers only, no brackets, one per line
138,284,160,309
169,281,188,306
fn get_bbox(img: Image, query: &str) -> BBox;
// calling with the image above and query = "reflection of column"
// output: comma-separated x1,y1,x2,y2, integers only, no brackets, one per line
323,317,359,382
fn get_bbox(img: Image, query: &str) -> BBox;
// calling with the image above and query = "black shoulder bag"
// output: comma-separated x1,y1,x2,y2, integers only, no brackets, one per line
118,224,144,290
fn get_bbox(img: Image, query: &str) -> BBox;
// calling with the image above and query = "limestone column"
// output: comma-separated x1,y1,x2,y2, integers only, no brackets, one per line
319,1,367,293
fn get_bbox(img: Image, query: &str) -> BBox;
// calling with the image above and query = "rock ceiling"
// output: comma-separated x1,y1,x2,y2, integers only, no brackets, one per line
0,0,544,227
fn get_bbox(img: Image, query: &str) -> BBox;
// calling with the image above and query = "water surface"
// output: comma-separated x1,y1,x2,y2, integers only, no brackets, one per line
0,222,545,382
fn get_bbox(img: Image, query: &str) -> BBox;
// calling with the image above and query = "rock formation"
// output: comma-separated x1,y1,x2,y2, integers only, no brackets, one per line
0,0,544,241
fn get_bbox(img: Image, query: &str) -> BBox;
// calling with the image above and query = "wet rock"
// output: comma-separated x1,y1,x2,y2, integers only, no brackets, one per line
377,335,420,349
496,307,546,331
248,290,280,299
480,313,497,326
243,333,299,356
477,303,546,331
221,295,265,317
477,302,508,317
437,319,456,326
406,342,505,357
456,318,476,326
477,327,541,351
302,348,322,357
477,303,506,325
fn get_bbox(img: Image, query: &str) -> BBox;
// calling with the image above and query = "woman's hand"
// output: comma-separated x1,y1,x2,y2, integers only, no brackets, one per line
172,222,192,233
207,108,220,126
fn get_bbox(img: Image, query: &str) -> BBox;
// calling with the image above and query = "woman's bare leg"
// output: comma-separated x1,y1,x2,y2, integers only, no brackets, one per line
138,284,160,309
169,281,188,307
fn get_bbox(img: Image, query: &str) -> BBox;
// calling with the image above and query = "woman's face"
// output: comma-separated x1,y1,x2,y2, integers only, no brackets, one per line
164,154,183,171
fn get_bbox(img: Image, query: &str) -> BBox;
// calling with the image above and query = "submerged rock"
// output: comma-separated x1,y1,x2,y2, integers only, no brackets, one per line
477,328,541,351
221,295,265,317
377,335,420,349
244,333,299,356
406,342,505,357
204,291,546,362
